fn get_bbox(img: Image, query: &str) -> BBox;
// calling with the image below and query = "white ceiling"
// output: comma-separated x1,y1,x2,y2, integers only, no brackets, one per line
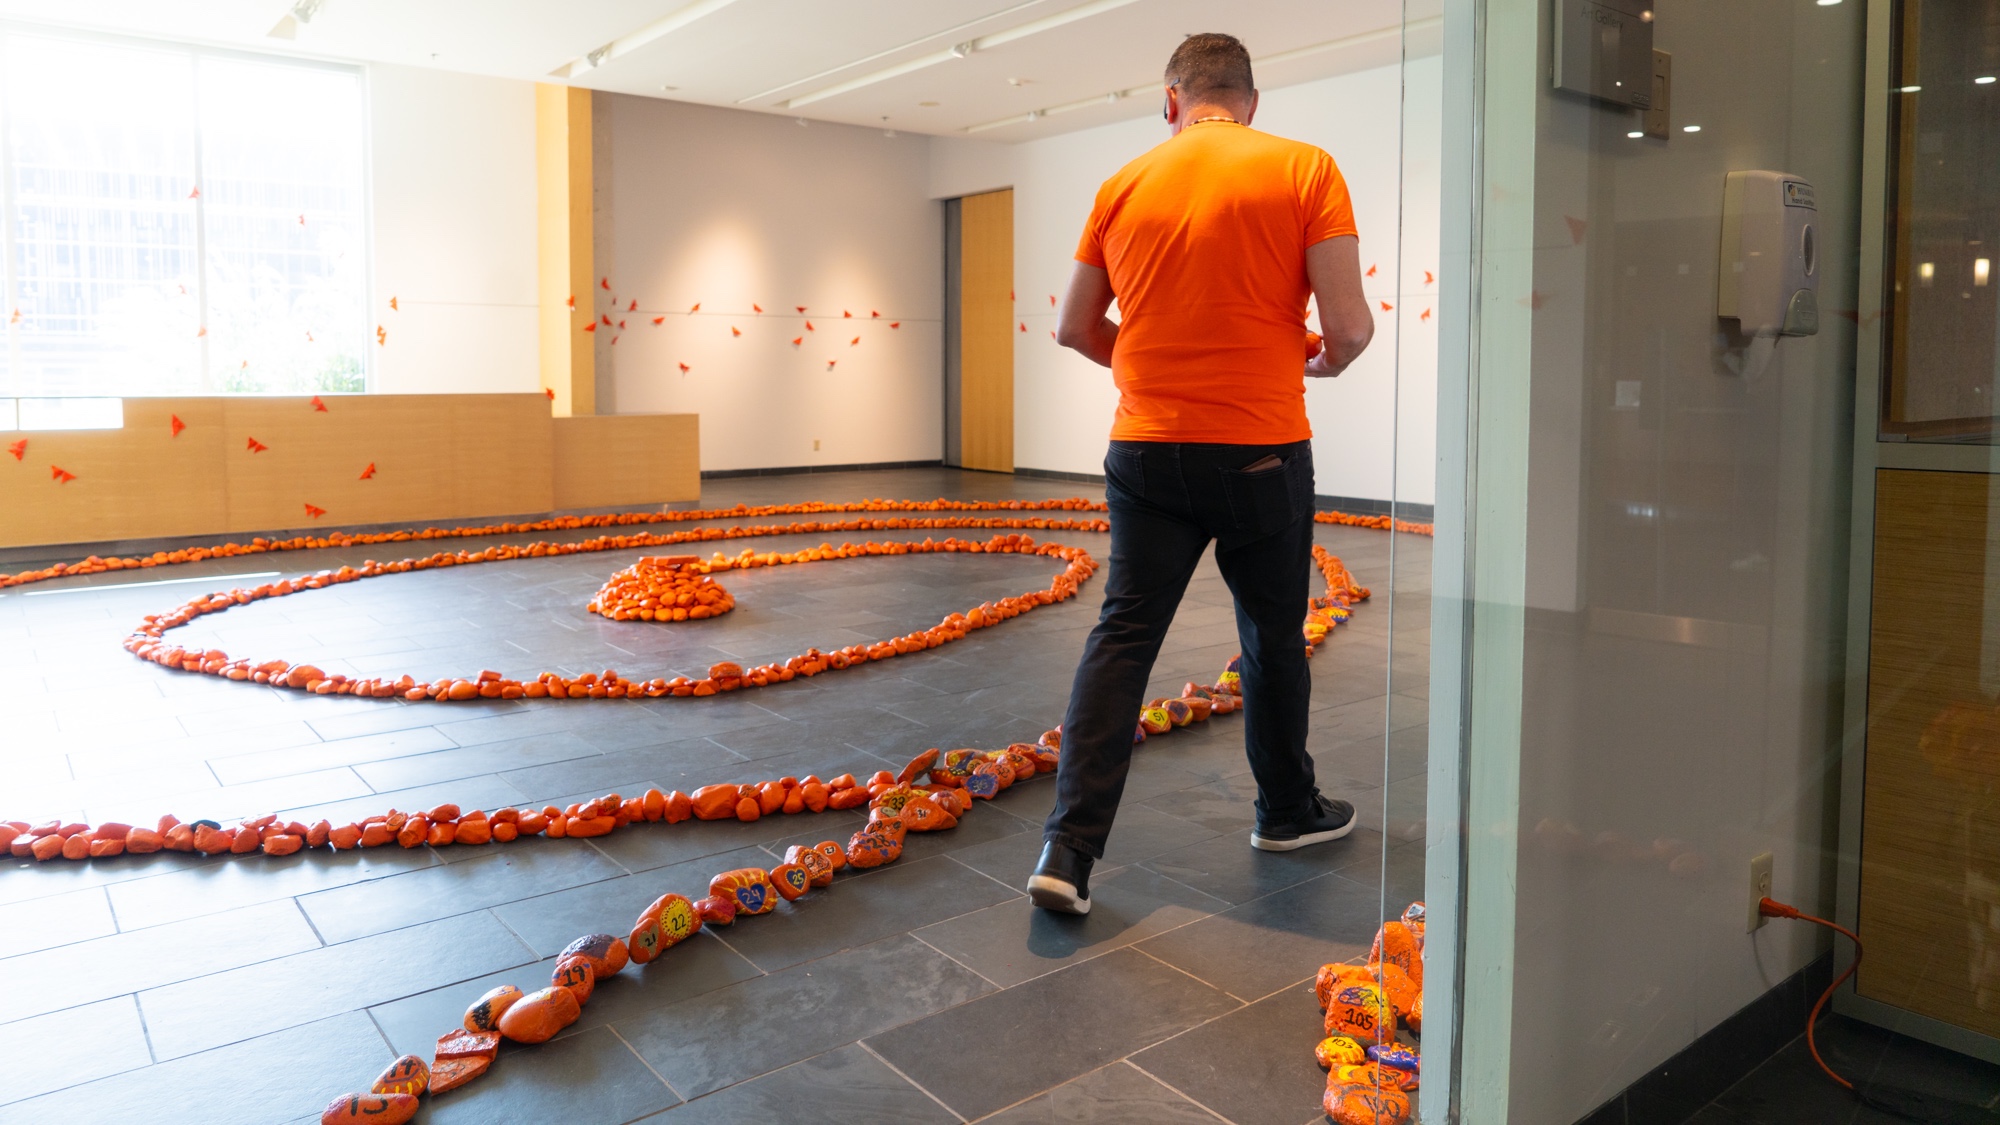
0,0,1441,141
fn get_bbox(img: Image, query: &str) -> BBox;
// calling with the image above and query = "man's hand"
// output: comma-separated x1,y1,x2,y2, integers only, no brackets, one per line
1055,263,1119,368
1305,235,1373,377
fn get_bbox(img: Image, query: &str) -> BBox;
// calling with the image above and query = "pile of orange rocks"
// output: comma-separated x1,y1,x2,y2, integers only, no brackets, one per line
1314,904,1428,1124
587,554,736,621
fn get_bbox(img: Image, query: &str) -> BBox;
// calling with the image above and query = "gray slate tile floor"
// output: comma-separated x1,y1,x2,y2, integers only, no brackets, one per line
0,468,1431,1124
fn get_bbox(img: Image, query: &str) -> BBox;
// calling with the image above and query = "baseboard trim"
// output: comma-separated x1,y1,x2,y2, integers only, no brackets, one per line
1013,466,1104,484
1574,953,1834,1125
700,460,944,479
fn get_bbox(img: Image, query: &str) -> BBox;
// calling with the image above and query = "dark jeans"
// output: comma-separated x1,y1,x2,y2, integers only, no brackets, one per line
1043,439,1320,860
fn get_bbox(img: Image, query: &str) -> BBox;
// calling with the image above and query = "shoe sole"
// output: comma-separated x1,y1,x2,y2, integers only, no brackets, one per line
1250,819,1357,852
1026,874,1091,914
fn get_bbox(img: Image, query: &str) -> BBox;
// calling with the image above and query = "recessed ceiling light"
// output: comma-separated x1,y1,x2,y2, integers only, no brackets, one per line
1627,130,1643,138
1977,76,1997,85
1899,85,1922,93
660,84,677,91
1815,0,1840,6
919,100,939,107
1683,124,1701,132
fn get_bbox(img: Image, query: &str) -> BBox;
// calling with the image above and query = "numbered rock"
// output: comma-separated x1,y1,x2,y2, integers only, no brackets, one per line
370,1054,428,1097
708,868,778,915
1316,1035,1369,1069
1325,981,1397,1043
552,955,596,1005
629,893,699,964
783,844,835,887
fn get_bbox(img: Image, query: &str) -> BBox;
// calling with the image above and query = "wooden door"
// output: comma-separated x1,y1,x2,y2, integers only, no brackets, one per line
957,189,1013,472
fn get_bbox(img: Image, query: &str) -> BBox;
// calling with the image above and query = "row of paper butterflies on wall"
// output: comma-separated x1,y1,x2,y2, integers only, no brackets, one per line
11,395,360,521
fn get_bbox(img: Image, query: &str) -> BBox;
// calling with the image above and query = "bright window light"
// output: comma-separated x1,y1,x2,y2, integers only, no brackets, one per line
1977,258,1991,287
18,397,123,430
0,399,15,430
1,31,366,400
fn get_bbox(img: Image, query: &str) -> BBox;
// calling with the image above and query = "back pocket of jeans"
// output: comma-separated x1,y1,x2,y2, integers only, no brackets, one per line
1221,455,1304,536
1105,445,1146,500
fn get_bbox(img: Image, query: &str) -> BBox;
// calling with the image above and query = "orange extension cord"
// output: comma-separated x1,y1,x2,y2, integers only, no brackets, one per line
1757,897,1862,1091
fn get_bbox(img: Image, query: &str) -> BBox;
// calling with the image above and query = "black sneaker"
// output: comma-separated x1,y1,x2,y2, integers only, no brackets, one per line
1251,793,1357,852
1026,841,1093,914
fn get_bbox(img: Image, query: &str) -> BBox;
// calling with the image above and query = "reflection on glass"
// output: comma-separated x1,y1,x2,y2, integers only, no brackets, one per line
1881,1,2000,440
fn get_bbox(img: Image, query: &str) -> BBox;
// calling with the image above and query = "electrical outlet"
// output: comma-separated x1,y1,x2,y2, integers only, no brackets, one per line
813,439,821,451
1748,852,1774,932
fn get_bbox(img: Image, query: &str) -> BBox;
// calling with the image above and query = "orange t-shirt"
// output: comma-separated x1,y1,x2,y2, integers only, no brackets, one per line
1076,121,1358,444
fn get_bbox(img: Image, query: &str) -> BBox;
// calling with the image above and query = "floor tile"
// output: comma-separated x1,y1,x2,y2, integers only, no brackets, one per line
489,845,775,957
1135,871,1382,1001
106,844,439,931
137,910,534,1059
0,884,116,959
865,947,1242,1120
349,731,604,791
0,996,153,1104
640,1043,957,1124
423,1025,680,1124
977,1060,1225,1125
296,836,627,943
1129,983,1331,1125
615,933,994,1099
1141,828,1361,906
0,898,321,1025
914,864,1226,988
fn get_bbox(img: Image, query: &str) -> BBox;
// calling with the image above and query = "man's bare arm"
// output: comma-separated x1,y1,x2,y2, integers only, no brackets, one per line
1055,262,1118,368
1305,235,1373,377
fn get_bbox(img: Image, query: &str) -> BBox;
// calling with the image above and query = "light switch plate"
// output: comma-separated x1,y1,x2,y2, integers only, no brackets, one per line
1644,50,1672,138
1553,0,1655,109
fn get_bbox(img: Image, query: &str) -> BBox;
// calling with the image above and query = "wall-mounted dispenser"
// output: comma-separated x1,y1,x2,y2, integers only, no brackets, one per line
1717,170,1819,338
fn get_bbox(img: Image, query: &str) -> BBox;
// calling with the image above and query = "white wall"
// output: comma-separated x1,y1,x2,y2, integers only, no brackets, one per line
932,56,1443,507
367,64,539,396
592,96,943,472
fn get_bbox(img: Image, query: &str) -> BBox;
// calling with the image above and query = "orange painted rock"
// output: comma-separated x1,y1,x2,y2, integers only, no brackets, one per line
629,893,699,964
844,828,901,868
897,795,958,832
552,955,595,1005
693,894,737,925
435,1028,500,1060
896,748,940,784
813,840,847,871
690,784,742,820
769,862,811,900
321,1093,418,1125
709,868,778,915
558,933,630,978
1375,962,1420,1023
464,984,524,1031
1370,921,1422,987
428,1054,491,1095
783,845,835,888
1324,1076,1411,1124
1316,962,1376,1010
370,1054,428,1097
1325,981,1397,1043
497,985,581,1044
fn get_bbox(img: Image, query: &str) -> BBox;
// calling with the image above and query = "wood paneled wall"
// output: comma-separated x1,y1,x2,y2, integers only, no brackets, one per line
1860,468,2000,1038
958,188,1014,473
0,396,699,548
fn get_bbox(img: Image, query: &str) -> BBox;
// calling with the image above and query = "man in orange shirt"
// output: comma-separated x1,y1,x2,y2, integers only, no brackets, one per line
1028,33,1374,914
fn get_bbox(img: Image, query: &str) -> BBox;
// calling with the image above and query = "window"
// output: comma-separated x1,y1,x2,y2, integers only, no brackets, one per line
0,29,367,401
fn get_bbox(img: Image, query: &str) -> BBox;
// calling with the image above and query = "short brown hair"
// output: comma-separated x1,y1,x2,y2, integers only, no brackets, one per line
1165,33,1254,103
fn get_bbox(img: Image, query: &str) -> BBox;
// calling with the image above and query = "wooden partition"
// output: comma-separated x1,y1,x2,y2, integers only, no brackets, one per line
1859,468,2000,1039
0,395,699,548
957,188,1014,473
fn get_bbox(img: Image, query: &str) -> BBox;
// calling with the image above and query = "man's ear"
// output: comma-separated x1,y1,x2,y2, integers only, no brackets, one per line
1163,84,1180,124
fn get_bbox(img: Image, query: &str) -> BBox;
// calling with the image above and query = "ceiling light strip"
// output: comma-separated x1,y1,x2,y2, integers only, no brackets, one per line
554,0,744,79
782,0,1142,110
961,16,1443,135
737,0,1047,105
